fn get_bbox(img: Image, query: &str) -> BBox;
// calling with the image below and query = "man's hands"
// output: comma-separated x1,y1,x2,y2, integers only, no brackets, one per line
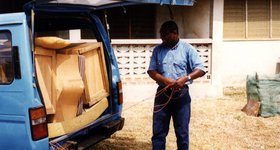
163,78,176,88
164,76,187,90
175,76,188,89
148,69,205,90
148,70,189,90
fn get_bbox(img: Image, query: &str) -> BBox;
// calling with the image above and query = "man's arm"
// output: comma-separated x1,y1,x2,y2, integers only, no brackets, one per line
175,69,205,88
147,70,176,87
172,43,206,88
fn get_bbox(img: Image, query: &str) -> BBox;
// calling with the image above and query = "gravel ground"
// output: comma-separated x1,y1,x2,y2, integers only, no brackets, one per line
91,88,280,150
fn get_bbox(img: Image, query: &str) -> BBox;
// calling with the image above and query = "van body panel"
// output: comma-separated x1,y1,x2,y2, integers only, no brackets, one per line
34,0,194,7
26,4,124,148
0,5,124,149
0,13,48,149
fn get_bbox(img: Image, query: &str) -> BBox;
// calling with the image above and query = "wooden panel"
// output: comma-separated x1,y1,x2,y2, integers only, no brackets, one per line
81,44,109,106
54,54,84,122
35,46,56,114
48,97,108,138
58,42,109,106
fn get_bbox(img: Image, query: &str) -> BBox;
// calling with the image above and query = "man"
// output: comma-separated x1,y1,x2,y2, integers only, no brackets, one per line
147,20,205,150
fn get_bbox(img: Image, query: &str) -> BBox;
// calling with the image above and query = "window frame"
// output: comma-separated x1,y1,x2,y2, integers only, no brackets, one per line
0,30,14,85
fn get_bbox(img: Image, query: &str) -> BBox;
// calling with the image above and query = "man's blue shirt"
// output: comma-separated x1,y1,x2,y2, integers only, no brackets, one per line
148,40,205,85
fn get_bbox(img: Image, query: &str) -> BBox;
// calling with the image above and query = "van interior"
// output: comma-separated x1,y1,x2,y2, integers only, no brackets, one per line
33,12,111,138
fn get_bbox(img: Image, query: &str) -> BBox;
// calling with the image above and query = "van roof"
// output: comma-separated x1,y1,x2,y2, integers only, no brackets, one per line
35,0,194,8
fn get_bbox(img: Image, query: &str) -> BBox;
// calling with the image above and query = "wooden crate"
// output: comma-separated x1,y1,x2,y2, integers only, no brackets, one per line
35,41,110,137
54,54,84,122
35,46,57,114
48,97,108,138
58,43,109,106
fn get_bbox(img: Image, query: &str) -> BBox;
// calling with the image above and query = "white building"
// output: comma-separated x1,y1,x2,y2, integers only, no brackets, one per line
90,0,280,98
2,0,280,98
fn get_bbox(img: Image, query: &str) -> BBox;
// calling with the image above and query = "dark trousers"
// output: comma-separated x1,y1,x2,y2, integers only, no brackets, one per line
152,86,191,150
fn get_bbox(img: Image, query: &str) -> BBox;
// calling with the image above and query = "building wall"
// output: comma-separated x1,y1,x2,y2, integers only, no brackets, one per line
68,0,280,98
155,0,211,39
212,0,280,89
221,41,280,86
141,0,280,97
153,0,223,97
183,0,212,38
27,0,280,98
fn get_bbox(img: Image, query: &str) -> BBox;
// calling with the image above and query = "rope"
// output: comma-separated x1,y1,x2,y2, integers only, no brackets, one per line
155,85,170,97
153,88,175,113
49,141,67,150
153,85,186,113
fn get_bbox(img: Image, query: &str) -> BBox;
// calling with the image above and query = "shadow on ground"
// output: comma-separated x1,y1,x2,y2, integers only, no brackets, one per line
89,136,151,150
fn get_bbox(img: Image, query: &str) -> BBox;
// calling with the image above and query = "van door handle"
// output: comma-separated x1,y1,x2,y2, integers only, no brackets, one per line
13,46,21,79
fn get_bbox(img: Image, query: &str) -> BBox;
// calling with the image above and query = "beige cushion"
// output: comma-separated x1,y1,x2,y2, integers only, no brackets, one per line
57,42,101,54
35,36,70,49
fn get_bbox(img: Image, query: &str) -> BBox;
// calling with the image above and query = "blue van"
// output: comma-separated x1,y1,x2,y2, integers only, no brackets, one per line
0,0,193,149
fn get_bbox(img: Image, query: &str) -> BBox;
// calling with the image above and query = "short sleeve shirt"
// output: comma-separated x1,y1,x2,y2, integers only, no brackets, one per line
148,40,205,85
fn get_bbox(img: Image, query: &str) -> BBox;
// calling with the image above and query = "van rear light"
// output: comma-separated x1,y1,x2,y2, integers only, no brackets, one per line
117,81,123,105
29,106,48,140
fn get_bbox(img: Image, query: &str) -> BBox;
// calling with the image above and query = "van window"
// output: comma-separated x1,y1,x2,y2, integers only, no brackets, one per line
0,30,13,84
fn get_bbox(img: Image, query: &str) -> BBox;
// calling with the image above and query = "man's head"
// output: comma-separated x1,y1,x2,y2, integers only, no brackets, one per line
160,20,179,48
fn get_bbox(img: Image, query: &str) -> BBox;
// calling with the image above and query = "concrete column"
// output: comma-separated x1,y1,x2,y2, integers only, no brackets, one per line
210,0,224,97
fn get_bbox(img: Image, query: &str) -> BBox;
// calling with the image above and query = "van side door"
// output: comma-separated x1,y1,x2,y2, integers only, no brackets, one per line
0,13,48,149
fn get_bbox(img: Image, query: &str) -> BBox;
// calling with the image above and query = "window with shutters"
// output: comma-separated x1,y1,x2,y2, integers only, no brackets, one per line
224,0,280,39
272,0,280,37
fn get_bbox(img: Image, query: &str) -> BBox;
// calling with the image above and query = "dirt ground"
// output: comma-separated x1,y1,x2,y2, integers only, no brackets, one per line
91,88,280,150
